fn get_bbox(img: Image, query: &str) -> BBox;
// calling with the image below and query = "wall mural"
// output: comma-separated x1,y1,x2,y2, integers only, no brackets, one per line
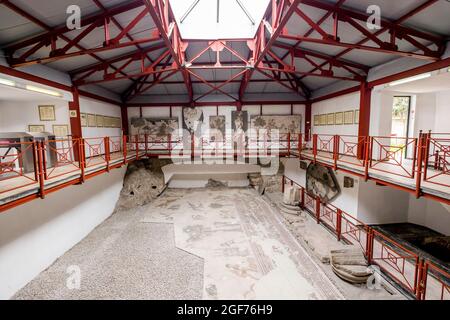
250,115,302,135
182,107,204,134
306,163,341,203
130,117,179,137
209,116,226,142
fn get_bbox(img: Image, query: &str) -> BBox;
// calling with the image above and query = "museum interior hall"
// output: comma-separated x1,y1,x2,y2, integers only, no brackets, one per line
0,0,449,301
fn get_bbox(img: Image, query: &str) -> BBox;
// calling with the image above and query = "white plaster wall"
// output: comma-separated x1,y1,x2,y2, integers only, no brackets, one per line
0,167,126,299
435,91,450,133
0,99,71,135
312,93,360,136
357,180,410,225
408,197,450,236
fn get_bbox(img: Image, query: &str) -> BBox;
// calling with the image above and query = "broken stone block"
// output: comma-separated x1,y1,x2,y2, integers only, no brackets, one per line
330,249,371,284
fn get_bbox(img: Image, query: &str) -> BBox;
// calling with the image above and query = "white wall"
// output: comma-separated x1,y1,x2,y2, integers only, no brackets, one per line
0,99,71,135
0,167,126,299
408,197,450,236
312,93,360,136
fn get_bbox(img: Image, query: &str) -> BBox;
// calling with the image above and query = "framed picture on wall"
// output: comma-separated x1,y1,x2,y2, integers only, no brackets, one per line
87,113,96,127
115,117,122,128
319,114,327,126
38,105,56,121
354,110,360,124
28,125,45,133
314,115,320,126
344,111,354,125
53,125,69,137
335,112,344,125
80,113,88,127
104,116,112,128
96,115,104,127
327,113,335,125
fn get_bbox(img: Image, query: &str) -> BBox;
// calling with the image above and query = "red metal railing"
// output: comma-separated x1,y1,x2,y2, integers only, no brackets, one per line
282,175,449,300
369,136,417,179
423,133,450,188
43,138,81,180
0,140,39,195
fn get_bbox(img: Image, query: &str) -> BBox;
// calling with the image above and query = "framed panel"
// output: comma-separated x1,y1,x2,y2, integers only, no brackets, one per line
319,114,327,126
314,115,320,126
53,125,69,137
335,112,344,125
354,110,360,124
80,113,88,127
327,113,335,125
96,115,104,127
28,125,45,133
344,111,354,125
38,105,56,121
87,113,96,127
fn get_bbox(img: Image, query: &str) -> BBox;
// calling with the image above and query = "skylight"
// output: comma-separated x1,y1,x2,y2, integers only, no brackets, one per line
170,0,270,40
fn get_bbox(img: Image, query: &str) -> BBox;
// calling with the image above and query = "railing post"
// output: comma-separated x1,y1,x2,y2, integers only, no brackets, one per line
415,133,424,198
36,141,45,199
416,260,428,300
365,228,374,265
336,209,342,241
104,137,110,172
315,196,321,224
32,142,39,182
334,135,339,170
123,135,128,165
282,175,285,193
364,136,371,181
313,134,318,163
423,131,431,181
79,138,85,183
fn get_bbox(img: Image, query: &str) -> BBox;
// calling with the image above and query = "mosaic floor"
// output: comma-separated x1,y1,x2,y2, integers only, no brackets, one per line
140,187,344,300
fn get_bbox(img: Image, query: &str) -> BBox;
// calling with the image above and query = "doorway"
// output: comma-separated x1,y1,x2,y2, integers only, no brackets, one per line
391,96,412,157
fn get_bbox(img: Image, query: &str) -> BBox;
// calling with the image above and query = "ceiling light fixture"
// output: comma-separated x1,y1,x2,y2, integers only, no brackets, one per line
25,85,62,97
388,73,432,87
0,78,16,87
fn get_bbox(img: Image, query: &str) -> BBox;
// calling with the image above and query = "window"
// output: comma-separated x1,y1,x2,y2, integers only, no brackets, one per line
170,0,270,39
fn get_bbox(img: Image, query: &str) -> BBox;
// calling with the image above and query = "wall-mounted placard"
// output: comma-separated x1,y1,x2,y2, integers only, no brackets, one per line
327,113,335,125
53,125,69,137
87,113,96,127
80,113,87,127
335,112,343,125
344,111,354,125
96,115,104,127
355,110,360,124
28,125,45,133
38,105,56,121
314,115,320,126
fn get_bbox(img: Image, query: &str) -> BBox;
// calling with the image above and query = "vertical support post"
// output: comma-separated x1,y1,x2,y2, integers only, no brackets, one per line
69,87,82,161
104,137,110,172
364,136,372,181
333,135,339,170
79,138,85,183
313,134,318,163
168,134,172,156
415,132,424,198
305,101,312,142
191,133,195,159
282,175,285,193
121,105,129,136
423,131,431,181
37,141,45,199
336,209,342,241
358,82,372,159
416,260,428,300
315,196,321,224
366,228,374,264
